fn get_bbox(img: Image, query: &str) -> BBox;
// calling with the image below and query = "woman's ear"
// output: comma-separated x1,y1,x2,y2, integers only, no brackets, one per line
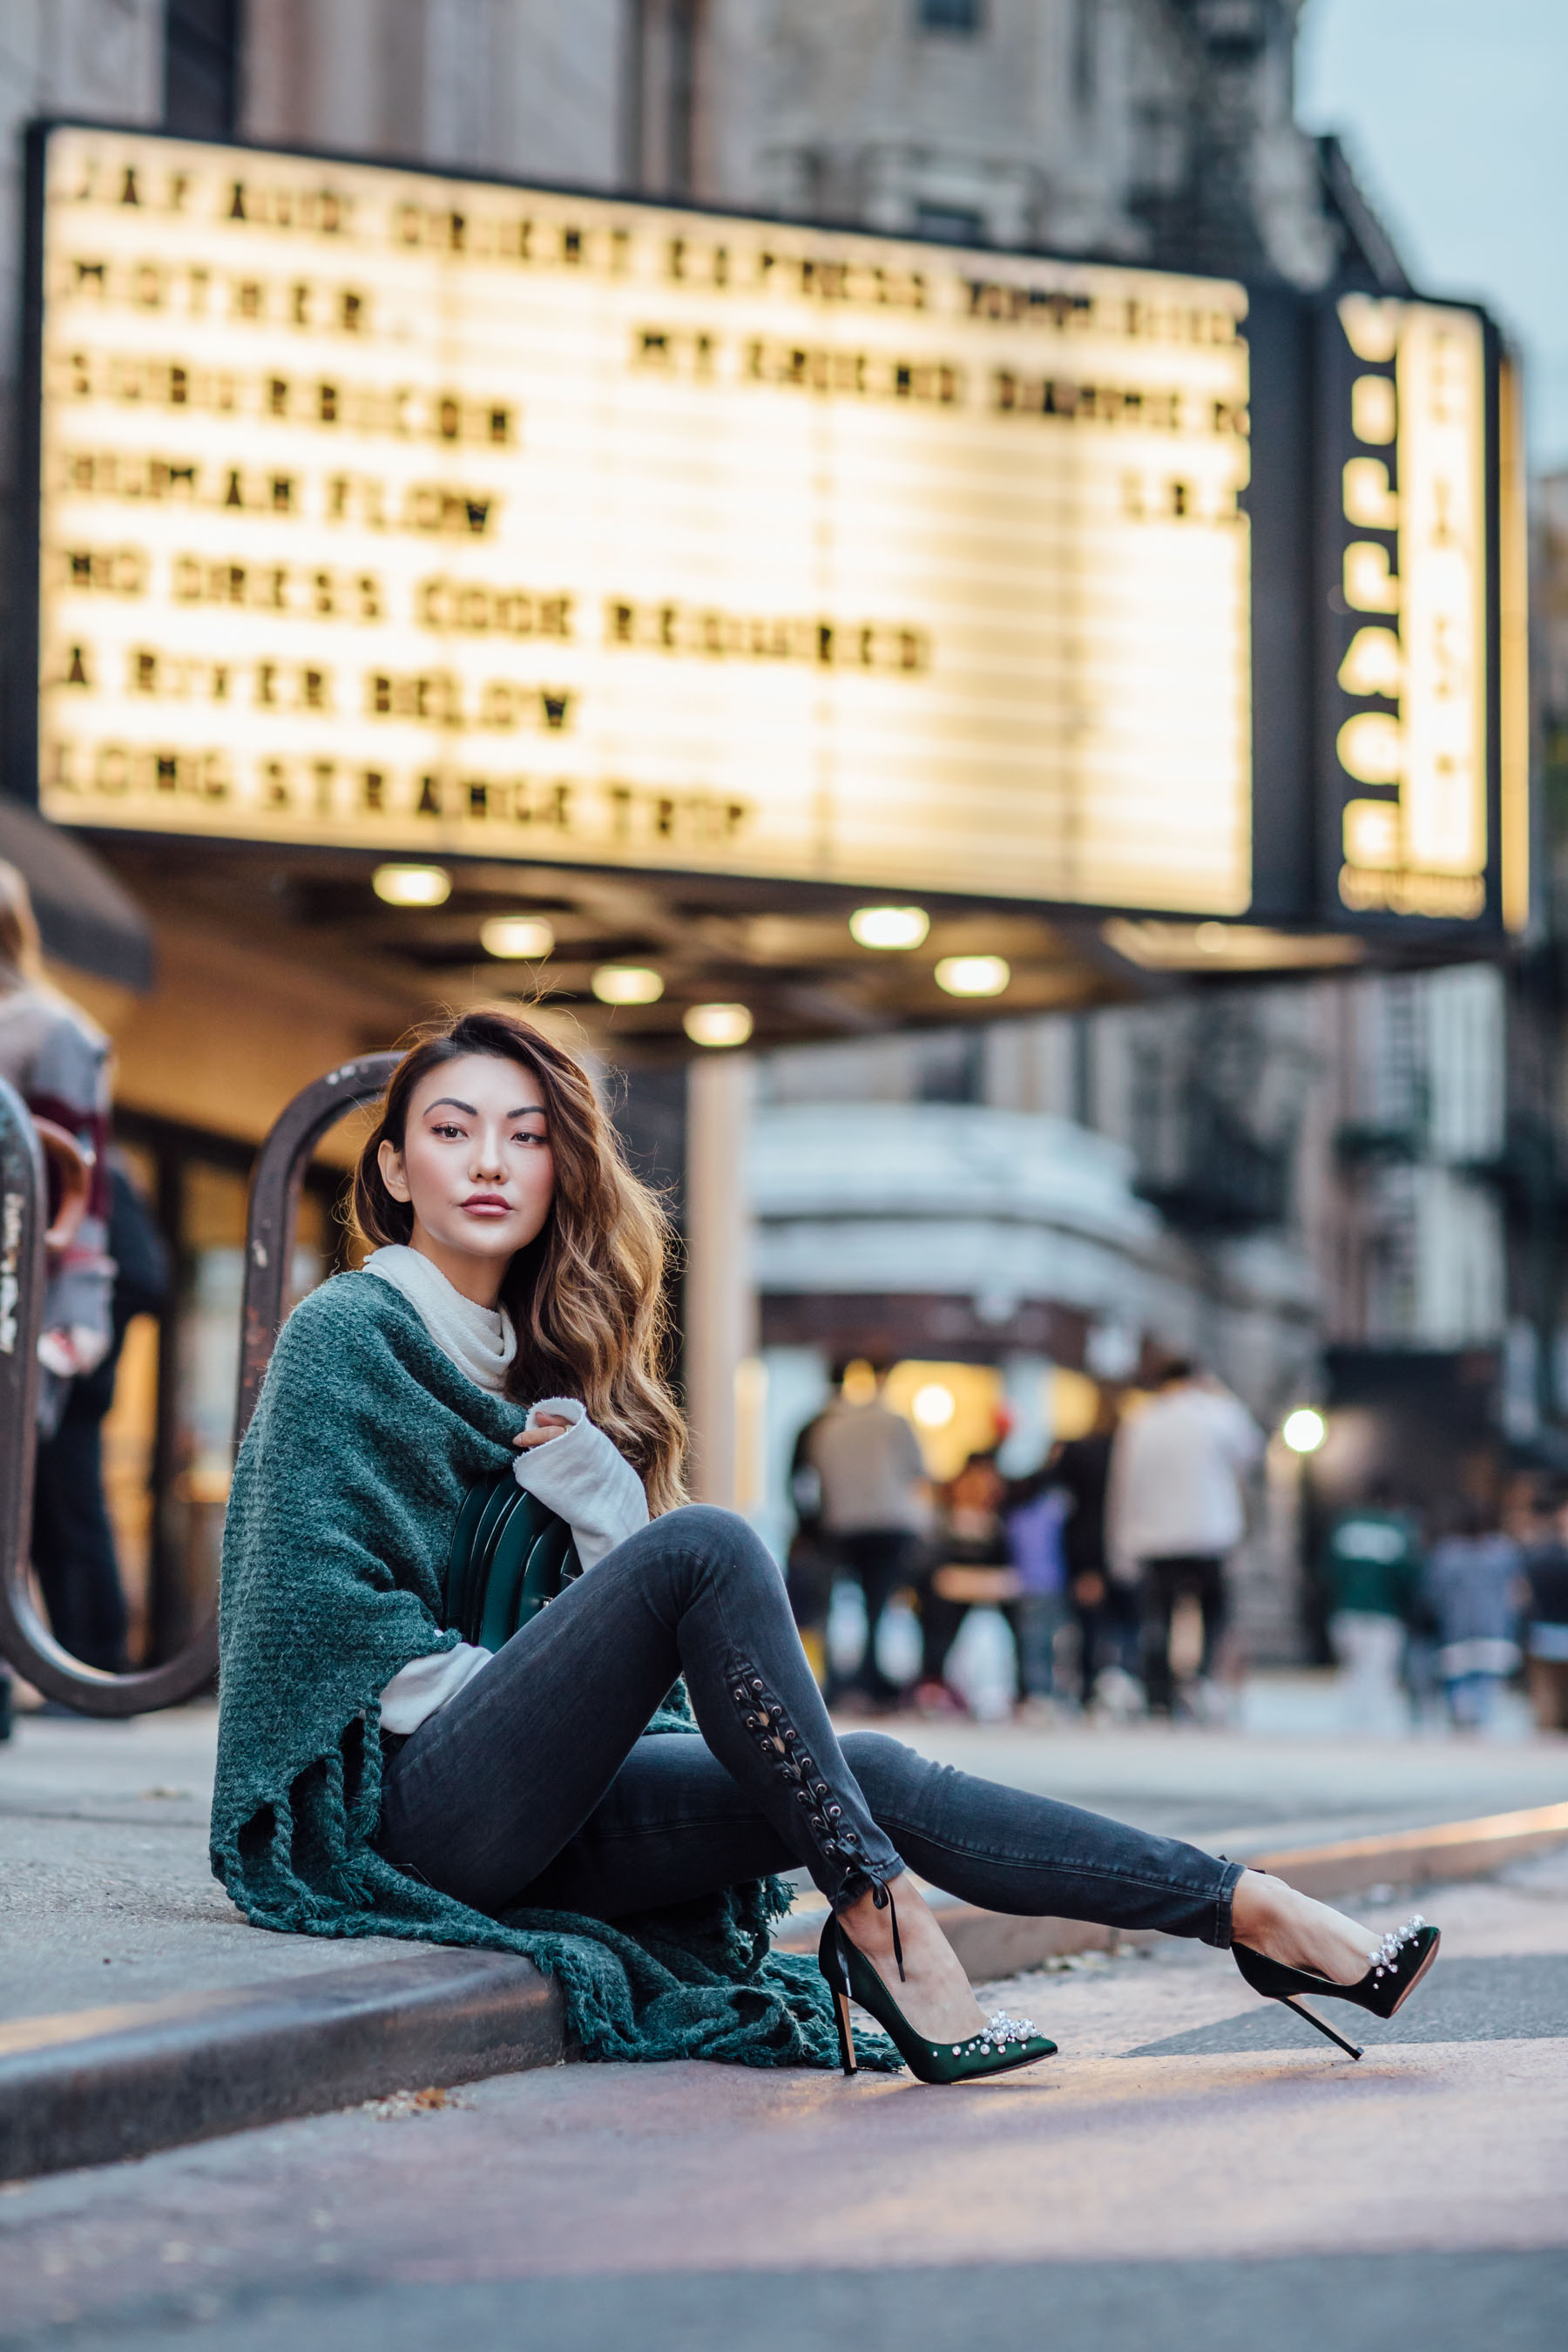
378,1137,412,1203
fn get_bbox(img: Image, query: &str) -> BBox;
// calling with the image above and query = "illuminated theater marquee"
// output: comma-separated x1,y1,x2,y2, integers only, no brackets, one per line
32,125,1255,916
1327,295,1490,923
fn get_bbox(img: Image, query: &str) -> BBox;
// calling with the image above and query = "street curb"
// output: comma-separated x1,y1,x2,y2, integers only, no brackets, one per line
772,1800,1568,1977
1244,1798,1568,1902
4,1799,1565,2186
0,1950,565,2186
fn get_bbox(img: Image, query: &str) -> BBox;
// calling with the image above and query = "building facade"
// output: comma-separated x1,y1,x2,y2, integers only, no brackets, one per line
0,3,1534,1671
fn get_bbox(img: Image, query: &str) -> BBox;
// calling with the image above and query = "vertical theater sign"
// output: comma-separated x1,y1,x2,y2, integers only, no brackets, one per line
1322,294,1498,927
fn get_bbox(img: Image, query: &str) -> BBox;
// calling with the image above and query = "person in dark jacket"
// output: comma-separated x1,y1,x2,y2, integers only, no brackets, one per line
31,1160,170,1673
1422,1498,1524,1732
1521,1489,1568,1734
2,862,118,1732
1321,1483,1423,1732
1051,1398,1137,1707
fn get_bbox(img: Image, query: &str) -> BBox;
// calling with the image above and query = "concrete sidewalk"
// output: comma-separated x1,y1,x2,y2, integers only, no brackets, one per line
2,1690,1565,2182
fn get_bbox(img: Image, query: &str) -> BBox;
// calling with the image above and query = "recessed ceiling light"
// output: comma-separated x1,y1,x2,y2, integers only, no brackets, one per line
935,954,1010,997
480,914,555,960
849,905,930,950
591,964,664,1005
683,1003,754,1048
373,862,450,908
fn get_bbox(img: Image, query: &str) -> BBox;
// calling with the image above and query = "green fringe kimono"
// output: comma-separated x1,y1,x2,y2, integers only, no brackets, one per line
212,1272,894,2070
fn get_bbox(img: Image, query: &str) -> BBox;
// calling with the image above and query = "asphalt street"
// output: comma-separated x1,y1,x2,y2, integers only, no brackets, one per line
2,1847,1565,2352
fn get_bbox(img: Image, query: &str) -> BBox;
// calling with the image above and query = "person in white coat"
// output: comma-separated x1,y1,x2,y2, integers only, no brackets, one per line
1107,1359,1263,1715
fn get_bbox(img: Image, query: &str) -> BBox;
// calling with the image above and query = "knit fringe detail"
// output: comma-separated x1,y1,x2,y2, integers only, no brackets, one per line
214,1707,896,2072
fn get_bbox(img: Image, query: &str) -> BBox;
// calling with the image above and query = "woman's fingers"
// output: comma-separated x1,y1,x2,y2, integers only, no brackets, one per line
513,1413,572,1450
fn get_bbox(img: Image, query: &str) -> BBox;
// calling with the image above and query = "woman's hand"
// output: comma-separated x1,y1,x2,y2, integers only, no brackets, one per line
513,1412,572,1452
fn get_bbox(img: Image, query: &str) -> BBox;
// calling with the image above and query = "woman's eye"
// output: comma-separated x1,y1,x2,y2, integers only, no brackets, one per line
513,1129,546,1147
431,1123,465,1139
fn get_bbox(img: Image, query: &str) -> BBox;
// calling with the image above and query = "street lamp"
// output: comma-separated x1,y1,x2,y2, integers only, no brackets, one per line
1281,1406,1328,1454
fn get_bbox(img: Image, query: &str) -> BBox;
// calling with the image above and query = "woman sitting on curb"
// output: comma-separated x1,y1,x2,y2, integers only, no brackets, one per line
213,1010,1440,2080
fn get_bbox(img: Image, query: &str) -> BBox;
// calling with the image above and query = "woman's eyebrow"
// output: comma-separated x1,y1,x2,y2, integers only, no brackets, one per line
422,1096,545,1118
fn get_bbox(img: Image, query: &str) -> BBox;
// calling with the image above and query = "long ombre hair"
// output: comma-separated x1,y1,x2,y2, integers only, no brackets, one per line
353,1010,686,1514
0,860,45,990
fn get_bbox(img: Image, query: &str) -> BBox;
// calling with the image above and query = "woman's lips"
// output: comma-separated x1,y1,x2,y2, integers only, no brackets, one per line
462,1193,512,1215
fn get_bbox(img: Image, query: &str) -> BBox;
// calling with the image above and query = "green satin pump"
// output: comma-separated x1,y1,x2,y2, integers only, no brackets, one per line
817,1902,1057,2085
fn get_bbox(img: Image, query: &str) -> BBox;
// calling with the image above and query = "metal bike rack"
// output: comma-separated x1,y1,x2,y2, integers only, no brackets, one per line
0,1052,399,1716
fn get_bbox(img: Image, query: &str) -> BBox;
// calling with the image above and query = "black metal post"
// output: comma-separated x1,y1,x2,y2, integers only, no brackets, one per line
0,1053,398,1715
233,1054,399,1447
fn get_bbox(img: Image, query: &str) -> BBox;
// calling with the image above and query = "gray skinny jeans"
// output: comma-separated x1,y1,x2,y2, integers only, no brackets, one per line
377,1505,1242,1943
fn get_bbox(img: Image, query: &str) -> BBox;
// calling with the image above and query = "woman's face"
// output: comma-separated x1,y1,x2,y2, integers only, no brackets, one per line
379,1053,555,1286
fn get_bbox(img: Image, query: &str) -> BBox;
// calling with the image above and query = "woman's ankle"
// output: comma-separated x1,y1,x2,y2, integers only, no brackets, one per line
838,1877,909,1973
838,1881,989,2037
1233,1872,1374,1984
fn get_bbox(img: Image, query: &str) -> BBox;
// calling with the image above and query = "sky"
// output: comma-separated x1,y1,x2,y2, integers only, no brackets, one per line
1295,0,1568,471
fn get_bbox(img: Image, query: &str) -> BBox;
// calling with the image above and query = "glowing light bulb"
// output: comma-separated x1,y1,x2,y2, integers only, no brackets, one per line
591,965,664,1005
1281,1407,1327,1455
935,955,1010,998
373,863,450,908
912,1382,956,1429
683,1003,754,1047
480,914,555,960
850,905,929,950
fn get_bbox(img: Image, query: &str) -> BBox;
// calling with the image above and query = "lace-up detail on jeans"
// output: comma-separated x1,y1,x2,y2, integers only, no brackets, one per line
727,1659,880,1893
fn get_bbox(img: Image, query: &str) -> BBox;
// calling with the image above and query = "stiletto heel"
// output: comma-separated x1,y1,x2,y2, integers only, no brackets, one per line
816,1905,1056,2086
1281,1995,1363,2060
1233,1915,1439,2058
832,1988,858,2076
820,1902,859,2075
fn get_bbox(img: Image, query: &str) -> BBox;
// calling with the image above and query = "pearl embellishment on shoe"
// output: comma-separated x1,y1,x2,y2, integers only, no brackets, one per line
945,2011,1040,2057
1366,1915,1427,1980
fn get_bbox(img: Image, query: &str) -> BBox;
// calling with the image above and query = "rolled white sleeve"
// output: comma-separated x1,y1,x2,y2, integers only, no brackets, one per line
511,1396,649,1568
377,1641,492,1735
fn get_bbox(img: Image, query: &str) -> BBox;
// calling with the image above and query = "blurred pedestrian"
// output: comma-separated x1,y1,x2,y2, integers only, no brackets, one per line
1107,1358,1263,1718
802,1361,931,1709
1004,1470,1071,1711
1321,1482,1423,1734
918,1450,1020,1712
1051,1395,1140,1711
785,1400,838,1686
0,862,115,1734
1520,1488,1568,1734
30,1159,169,1672
1423,1498,1524,1732
0,864,114,1420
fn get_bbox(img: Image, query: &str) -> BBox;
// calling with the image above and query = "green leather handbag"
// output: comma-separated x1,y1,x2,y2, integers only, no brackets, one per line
443,1471,582,1652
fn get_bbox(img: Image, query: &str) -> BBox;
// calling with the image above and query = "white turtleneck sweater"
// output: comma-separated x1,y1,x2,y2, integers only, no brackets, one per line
365,1245,649,1734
